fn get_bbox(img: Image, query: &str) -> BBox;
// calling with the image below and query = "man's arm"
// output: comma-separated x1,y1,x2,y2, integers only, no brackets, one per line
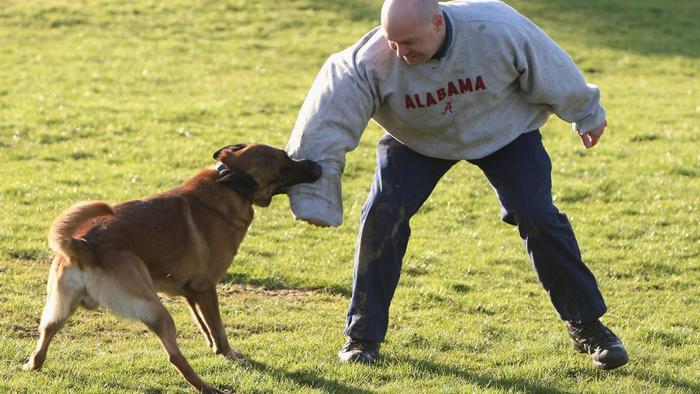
286,50,377,227
511,19,607,147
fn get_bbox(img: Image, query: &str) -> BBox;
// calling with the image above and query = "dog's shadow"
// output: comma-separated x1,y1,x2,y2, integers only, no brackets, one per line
220,271,352,298
142,359,373,394
245,359,374,394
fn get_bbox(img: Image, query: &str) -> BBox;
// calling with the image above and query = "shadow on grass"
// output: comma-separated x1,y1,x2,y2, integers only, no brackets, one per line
626,369,700,394
384,354,700,394
247,359,373,394
383,354,572,394
220,271,352,298
305,0,699,59
294,0,378,23
512,0,699,59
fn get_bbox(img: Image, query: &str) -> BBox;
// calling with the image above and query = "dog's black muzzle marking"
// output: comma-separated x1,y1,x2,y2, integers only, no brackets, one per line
276,159,322,194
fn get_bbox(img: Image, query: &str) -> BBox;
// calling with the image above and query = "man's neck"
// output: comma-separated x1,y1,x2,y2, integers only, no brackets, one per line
431,11,452,60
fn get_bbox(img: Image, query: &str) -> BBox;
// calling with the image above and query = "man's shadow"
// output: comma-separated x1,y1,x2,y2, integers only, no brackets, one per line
379,354,571,394
242,355,568,393
142,353,700,393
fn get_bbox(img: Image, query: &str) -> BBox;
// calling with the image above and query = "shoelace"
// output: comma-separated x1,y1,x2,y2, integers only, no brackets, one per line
342,339,376,352
572,321,617,348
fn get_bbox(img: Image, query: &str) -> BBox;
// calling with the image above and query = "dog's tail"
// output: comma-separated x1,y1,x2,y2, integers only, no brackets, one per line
48,201,114,265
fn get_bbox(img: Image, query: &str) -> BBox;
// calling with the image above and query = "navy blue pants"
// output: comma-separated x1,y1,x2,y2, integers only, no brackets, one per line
345,130,607,342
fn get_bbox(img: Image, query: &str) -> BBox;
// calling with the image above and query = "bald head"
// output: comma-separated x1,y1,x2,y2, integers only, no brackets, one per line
381,0,445,65
381,0,440,34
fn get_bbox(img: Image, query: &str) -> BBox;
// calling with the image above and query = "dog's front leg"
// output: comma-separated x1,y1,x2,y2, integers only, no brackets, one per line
186,288,244,361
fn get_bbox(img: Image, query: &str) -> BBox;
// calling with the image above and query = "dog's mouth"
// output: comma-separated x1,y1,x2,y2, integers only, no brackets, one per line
271,180,304,196
272,185,289,196
274,160,322,195
294,159,322,184
250,159,322,206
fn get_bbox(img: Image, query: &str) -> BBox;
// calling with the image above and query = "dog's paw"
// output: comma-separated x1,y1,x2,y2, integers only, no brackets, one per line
22,361,40,371
223,349,246,362
201,385,227,394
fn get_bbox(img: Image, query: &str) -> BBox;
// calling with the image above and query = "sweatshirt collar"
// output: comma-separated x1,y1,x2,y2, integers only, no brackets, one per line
431,11,452,60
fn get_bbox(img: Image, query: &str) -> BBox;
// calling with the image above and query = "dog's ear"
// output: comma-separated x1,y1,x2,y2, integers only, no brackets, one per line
213,144,247,160
216,169,259,201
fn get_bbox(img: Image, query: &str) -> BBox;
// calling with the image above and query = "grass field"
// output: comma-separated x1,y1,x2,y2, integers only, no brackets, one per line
1,0,698,392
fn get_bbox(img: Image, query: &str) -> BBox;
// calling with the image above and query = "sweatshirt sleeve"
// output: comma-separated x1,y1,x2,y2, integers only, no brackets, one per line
512,21,606,135
285,49,376,227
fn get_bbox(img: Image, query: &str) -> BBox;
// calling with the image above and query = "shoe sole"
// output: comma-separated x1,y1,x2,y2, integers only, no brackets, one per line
338,352,377,364
338,351,378,364
593,355,629,370
571,340,629,370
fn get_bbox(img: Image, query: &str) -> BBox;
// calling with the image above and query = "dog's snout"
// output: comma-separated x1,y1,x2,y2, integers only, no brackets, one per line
307,160,322,181
295,160,322,183
273,159,322,196
289,158,322,183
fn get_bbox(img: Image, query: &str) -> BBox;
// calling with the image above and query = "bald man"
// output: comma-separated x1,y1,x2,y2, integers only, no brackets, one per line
286,0,627,369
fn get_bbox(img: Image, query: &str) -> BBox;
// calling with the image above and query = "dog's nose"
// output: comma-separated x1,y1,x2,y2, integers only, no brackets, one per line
289,158,322,184
307,161,322,181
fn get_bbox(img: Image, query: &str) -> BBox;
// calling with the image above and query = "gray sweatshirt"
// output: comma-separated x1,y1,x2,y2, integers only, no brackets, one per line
286,0,606,226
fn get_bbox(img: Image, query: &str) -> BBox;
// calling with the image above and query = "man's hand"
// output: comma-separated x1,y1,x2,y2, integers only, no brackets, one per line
580,120,607,149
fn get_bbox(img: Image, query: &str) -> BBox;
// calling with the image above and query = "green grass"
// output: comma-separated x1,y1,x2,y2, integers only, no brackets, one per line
1,0,698,392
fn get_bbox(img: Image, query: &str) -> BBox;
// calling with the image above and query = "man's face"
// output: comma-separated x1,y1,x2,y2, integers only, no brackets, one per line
383,14,442,65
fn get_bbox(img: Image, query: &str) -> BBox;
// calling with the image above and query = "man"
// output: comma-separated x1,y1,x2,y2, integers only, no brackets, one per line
286,0,628,370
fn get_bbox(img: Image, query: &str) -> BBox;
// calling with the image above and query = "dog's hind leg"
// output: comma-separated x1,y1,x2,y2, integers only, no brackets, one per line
145,300,223,393
186,296,214,350
186,287,244,361
94,253,222,394
24,258,82,371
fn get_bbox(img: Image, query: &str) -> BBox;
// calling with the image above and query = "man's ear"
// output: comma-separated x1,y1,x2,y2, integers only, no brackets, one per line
213,144,247,160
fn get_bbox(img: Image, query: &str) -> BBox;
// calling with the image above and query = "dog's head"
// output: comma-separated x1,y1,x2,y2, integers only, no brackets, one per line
213,144,322,207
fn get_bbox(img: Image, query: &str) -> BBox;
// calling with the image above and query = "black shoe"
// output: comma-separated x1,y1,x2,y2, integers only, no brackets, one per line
338,338,380,364
566,320,628,370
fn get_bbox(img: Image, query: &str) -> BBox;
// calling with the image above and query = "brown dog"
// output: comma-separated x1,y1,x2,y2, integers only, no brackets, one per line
23,144,321,393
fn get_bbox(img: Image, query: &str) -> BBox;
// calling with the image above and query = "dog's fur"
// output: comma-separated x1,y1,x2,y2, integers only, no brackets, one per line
23,144,321,393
